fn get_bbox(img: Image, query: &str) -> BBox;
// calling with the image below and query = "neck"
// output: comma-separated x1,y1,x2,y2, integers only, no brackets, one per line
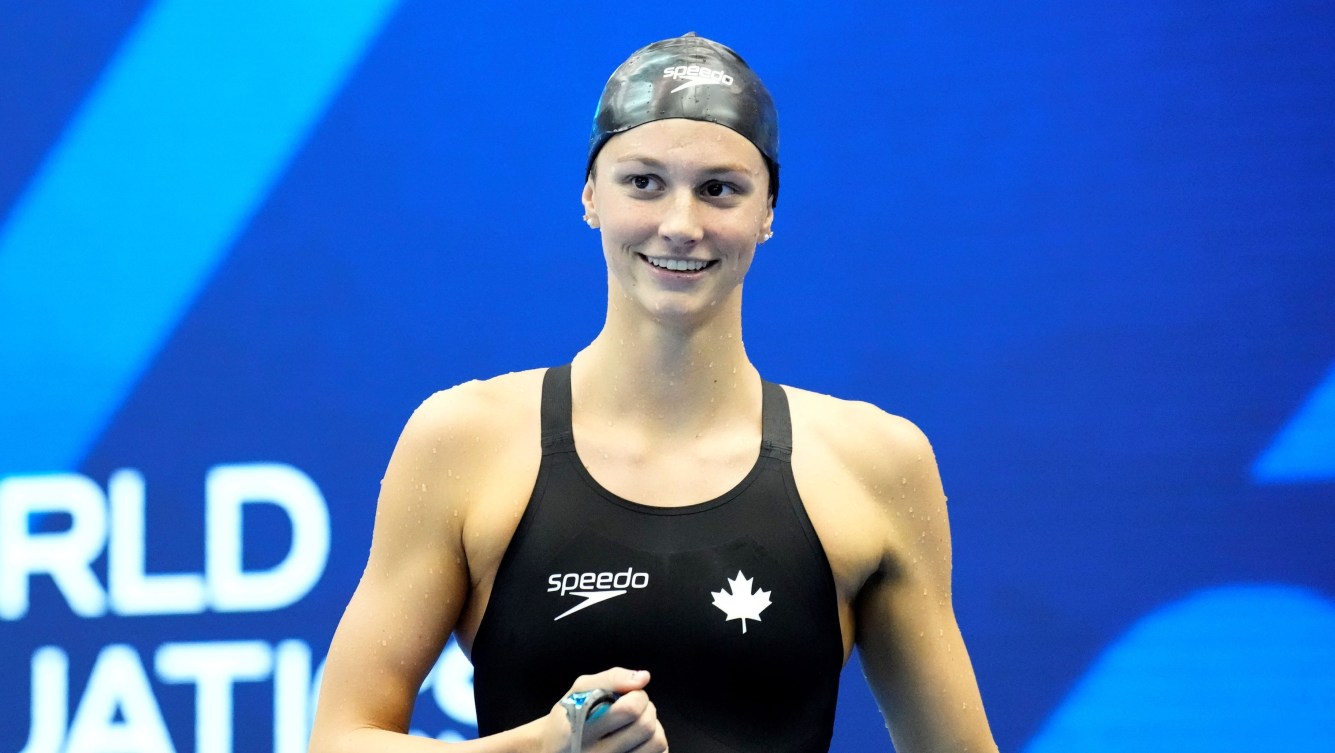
572,291,759,438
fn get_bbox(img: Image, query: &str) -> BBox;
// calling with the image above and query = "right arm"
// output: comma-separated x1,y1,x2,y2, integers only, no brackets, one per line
307,385,665,753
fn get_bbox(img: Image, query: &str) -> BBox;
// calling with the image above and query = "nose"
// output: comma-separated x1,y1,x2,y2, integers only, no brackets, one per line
658,188,704,246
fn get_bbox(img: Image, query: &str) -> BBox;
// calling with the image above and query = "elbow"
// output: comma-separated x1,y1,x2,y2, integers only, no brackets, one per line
305,720,361,753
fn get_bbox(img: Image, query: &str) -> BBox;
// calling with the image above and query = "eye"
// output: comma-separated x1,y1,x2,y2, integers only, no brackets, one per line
624,174,663,192
700,180,740,198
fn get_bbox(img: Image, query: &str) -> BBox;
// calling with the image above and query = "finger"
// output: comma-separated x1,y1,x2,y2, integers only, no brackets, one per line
606,668,650,694
623,729,668,753
582,690,650,740
568,667,651,696
588,710,660,753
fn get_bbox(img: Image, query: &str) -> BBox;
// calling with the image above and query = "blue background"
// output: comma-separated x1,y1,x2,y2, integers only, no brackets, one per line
2,1,1333,751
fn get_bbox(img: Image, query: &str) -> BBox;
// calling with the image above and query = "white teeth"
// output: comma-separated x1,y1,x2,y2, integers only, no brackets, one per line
646,256,708,272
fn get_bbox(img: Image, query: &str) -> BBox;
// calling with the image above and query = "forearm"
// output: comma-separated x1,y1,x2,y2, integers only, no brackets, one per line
309,717,545,753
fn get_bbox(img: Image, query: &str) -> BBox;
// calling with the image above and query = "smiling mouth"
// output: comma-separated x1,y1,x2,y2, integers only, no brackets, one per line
639,254,717,273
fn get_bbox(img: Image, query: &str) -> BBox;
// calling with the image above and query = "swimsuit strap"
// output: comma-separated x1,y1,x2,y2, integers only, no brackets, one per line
759,378,793,460
540,364,576,454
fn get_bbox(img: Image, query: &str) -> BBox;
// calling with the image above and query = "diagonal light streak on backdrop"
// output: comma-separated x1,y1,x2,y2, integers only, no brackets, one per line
1022,585,1335,753
0,0,401,474
1253,360,1335,484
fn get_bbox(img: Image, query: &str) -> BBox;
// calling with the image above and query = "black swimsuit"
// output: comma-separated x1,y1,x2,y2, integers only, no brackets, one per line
471,365,844,752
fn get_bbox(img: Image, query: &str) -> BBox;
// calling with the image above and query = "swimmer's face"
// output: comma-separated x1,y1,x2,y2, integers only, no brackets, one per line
582,119,774,323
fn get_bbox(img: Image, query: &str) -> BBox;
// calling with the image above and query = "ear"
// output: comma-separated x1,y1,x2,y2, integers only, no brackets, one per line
757,202,774,244
581,176,600,229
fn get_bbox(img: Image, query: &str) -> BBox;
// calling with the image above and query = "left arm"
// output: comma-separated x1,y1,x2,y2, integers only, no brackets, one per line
852,413,998,753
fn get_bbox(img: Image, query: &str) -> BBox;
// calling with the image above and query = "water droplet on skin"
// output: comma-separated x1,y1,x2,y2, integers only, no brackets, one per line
901,477,907,485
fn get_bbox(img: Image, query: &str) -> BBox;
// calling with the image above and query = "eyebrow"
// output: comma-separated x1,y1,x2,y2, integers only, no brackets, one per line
613,155,757,177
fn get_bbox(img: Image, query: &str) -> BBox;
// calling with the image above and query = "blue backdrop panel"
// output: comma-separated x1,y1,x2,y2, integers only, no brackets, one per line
2,2,1332,752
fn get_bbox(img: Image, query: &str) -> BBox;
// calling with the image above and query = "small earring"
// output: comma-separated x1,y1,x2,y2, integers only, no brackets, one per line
762,231,774,242
583,214,599,229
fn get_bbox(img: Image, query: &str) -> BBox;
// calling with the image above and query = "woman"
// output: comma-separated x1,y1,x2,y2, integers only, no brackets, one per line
309,33,997,753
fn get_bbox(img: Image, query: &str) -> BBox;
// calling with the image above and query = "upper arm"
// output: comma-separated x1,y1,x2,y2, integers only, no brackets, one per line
850,412,997,753
310,390,479,743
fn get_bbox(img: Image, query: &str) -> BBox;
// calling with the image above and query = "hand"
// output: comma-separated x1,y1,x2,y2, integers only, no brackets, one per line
538,667,668,753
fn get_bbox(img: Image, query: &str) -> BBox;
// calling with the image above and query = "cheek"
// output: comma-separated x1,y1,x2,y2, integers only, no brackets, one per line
735,246,757,273
598,203,657,243
717,238,757,280
598,215,653,271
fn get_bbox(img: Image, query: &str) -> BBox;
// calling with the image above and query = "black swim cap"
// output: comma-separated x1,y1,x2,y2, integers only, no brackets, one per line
588,33,780,203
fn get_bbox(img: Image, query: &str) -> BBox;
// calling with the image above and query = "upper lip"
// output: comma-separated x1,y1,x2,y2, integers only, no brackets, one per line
640,254,714,264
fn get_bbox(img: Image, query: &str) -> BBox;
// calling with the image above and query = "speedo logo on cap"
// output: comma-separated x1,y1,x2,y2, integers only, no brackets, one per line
663,64,734,93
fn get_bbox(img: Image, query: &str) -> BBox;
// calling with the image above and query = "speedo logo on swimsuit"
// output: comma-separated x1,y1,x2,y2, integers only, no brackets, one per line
547,567,650,620
662,64,734,93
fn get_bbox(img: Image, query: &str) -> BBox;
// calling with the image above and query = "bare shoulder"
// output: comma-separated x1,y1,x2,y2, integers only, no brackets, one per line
311,368,550,744
406,367,546,447
378,367,547,541
783,385,947,644
783,386,995,750
393,369,550,640
782,384,935,484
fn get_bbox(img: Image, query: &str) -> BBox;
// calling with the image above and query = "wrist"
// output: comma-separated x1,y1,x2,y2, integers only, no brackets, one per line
519,709,564,753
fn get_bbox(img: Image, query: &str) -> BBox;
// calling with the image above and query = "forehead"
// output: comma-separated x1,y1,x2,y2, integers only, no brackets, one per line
596,119,767,175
